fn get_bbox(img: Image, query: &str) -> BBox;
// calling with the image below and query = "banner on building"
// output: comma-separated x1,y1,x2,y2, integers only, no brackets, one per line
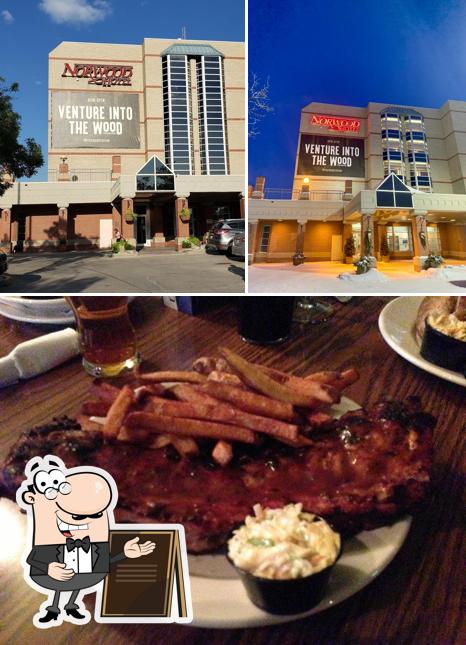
51,91,140,149
297,134,365,177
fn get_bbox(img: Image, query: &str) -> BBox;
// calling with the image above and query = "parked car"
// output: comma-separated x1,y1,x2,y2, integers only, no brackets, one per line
0,250,7,275
205,219,244,253
227,231,245,260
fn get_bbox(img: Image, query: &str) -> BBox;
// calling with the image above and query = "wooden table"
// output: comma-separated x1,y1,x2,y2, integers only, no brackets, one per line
0,296,464,645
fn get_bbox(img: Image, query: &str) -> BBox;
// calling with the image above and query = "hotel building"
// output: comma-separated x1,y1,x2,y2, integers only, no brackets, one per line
0,38,245,252
249,100,466,268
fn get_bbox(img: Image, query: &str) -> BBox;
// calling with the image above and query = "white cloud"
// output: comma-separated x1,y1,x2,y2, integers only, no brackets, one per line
1,10,14,24
39,0,112,26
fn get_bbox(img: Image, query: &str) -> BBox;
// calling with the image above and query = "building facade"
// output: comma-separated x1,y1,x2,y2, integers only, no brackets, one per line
249,100,466,268
0,38,245,252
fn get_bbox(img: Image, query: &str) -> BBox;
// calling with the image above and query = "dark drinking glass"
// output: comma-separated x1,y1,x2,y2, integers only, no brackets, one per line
238,297,295,345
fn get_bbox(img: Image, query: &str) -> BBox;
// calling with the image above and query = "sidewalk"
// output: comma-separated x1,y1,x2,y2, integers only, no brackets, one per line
248,260,466,293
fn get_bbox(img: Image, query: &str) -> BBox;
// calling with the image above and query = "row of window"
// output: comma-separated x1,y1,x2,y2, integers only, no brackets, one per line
383,150,429,162
382,129,426,141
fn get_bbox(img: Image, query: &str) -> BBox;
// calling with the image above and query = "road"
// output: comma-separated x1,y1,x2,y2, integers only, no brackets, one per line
0,249,245,293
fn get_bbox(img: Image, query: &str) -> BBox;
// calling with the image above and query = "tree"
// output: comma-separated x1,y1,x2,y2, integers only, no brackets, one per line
380,234,390,257
344,236,356,257
0,77,43,196
248,73,273,138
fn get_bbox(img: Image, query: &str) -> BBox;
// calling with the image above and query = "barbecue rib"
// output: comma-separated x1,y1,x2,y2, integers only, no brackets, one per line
0,398,434,553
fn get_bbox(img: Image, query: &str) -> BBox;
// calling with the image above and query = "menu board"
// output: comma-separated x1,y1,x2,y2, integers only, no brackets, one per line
96,529,190,621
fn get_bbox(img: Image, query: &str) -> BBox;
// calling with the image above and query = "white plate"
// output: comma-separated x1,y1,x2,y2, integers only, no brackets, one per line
0,296,136,326
0,296,74,325
188,396,412,628
378,296,465,387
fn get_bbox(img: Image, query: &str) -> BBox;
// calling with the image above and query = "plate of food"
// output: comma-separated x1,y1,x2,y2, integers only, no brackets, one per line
0,349,434,627
0,296,75,325
378,296,466,387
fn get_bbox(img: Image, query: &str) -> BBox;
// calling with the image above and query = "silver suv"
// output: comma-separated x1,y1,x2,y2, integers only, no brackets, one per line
206,219,245,253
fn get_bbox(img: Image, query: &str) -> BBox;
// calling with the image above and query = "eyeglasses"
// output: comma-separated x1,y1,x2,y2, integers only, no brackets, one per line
44,481,72,500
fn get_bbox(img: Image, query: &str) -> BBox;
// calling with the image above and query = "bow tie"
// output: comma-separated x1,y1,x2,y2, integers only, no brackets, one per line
66,536,91,552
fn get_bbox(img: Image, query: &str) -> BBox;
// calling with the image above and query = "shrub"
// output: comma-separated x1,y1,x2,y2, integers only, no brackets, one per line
187,235,201,246
124,241,135,250
354,256,371,274
344,236,356,257
182,240,192,248
423,254,444,269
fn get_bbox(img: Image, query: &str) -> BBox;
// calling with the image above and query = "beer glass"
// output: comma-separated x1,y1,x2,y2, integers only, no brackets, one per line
66,297,140,377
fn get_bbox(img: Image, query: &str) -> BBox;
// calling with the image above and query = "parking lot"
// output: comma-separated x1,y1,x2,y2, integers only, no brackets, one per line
0,248,245,293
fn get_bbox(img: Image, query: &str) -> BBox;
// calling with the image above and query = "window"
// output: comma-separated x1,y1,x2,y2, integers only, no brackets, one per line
427,226,441,253
260,224,271,252
381,129,401,139
386,225,413,253
405,131,425,141
197,55,228,175
376,173,413,208
136,155,175,192
162,54,193,175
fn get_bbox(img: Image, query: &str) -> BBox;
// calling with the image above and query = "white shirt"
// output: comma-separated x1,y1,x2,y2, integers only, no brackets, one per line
63,543,93,573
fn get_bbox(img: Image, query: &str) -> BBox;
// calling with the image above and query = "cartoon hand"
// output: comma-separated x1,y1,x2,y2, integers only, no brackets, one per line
124,537,156,559
48,562,75,580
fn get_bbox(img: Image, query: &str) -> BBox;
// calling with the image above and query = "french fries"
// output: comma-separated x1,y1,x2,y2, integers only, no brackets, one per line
219,347,334,407
306,369,359,390
79,347,360,465
258,365,340,405
139,370,207,384
212,440,233,466
201,381,295,421
147,396,299,442
103,385,134,437
126,412,257,444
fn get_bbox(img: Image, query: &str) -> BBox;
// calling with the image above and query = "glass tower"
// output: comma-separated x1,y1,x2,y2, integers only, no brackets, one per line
380,107,432,192
162,45,228,176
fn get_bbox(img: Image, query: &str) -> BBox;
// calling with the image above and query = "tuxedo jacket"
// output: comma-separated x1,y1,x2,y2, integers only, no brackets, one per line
26,542,125,577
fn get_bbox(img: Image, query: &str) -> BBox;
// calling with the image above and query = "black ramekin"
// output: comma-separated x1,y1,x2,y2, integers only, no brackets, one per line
227,548,341,615
420,319,466,375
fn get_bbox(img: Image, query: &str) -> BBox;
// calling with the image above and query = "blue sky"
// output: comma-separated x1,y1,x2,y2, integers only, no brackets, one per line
0,0,244,181
249,0,466,188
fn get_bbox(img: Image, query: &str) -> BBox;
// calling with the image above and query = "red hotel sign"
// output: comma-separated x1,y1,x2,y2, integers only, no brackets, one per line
62,63,134,87
311,114,361,133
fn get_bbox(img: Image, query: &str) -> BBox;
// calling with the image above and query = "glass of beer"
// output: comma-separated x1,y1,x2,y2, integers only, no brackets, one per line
66,297,140,377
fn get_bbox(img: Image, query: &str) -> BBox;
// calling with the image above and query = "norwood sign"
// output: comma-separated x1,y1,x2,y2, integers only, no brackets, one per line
297,134,365,177
62,63,134,87
311,114,361,133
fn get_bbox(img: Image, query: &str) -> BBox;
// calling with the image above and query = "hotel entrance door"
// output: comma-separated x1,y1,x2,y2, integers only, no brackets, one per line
134,205,151,246
386,224,413,257
136,216,146,246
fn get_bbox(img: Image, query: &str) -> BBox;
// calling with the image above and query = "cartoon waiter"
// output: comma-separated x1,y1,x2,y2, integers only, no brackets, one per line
16,455,155,628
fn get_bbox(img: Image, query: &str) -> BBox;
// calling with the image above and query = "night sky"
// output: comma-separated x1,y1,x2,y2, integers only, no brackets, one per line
249,0,466,188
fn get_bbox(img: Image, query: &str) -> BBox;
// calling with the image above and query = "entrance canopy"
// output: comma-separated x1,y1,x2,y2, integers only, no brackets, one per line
136,156,175,192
